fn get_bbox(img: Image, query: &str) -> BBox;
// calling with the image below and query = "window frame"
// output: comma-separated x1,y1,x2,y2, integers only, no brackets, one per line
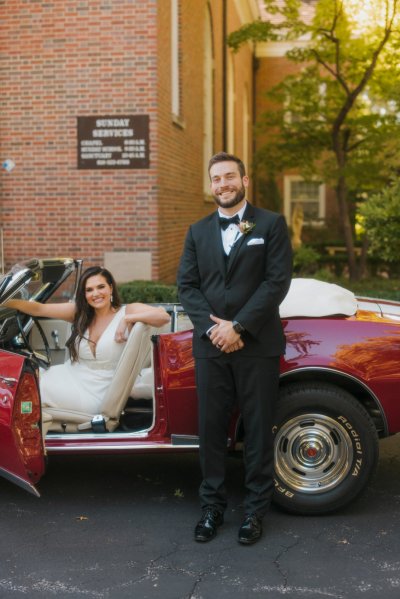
283,175,326,226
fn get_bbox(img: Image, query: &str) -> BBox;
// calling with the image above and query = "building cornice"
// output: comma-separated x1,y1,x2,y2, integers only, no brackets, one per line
256,39,309,58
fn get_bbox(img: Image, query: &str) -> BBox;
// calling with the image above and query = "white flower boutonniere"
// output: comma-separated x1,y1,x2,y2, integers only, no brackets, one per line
239,220,256,235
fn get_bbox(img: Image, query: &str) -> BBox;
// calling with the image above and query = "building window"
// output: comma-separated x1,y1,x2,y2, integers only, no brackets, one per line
203,4,214,196
284,176,325,225
171,0,181,121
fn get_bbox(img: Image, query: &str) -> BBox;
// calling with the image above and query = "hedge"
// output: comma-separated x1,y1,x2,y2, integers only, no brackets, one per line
117,280,178,304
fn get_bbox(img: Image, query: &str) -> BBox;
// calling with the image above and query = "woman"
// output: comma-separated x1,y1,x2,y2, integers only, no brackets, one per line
4,266,170,413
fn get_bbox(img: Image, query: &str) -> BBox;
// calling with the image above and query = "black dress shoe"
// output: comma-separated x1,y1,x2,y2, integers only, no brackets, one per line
238,514,262,545
194,507,224,542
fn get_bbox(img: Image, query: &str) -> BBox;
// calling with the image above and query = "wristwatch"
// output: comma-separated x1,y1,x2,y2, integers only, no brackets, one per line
232,320,245,335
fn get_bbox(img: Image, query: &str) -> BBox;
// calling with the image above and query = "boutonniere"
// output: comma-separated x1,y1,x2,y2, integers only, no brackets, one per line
239,220,255,235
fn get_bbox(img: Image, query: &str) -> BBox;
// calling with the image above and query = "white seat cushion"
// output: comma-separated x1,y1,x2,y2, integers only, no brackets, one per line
131,366,153,400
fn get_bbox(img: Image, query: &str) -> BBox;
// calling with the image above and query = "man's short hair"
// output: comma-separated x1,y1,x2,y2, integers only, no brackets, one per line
208,152,246,179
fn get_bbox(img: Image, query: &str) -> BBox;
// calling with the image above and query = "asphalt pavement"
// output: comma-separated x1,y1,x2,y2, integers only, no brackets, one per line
0,434,400,599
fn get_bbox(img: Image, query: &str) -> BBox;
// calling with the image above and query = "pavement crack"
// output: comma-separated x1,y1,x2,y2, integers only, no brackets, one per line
273,538,300,589
186,570,206,599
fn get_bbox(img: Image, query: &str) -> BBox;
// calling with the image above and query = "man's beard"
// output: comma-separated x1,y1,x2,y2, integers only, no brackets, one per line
213,185,246,209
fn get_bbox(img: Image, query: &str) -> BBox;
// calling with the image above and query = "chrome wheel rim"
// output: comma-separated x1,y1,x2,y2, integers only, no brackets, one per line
274,413,354,494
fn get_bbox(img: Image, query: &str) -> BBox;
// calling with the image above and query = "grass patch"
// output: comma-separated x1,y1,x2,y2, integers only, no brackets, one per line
313,273,400,301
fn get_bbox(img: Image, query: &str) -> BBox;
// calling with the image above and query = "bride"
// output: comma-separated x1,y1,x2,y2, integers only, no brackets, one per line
3,266,170,413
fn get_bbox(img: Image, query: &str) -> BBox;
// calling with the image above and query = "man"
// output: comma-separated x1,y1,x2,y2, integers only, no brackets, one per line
177,152,292,545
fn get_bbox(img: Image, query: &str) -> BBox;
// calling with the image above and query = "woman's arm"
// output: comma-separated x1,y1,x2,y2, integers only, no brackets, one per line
114,303,170,343
125,303,171,327
3,298,76,322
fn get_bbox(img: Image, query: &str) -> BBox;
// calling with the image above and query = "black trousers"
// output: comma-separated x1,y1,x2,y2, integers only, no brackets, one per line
195,352,280,517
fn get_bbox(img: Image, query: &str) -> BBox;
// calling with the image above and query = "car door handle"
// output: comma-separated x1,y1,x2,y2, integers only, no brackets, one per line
0,376,18,387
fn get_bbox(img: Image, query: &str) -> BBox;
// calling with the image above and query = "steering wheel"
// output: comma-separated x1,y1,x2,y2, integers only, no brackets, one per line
16,313,52,369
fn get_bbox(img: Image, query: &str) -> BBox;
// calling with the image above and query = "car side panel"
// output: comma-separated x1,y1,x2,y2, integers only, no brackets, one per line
282,316,400,433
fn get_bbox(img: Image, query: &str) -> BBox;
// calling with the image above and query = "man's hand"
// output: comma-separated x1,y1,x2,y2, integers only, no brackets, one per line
224,338,245,353
209,315,244,353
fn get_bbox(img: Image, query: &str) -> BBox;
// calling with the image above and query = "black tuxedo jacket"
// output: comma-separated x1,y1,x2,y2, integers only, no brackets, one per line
177,203,293,358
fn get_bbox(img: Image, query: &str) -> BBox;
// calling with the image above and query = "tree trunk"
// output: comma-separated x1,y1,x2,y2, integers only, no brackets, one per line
336,175,359,281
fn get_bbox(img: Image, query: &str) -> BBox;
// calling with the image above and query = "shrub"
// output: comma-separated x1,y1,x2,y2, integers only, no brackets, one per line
117,280,178,304
293,245,322,275
358,179,400,263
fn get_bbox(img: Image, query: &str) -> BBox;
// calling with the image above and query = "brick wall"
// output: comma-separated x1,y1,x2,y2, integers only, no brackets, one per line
1,0,257,282
156,0,256,283
156,0,207,283
1,0,159,275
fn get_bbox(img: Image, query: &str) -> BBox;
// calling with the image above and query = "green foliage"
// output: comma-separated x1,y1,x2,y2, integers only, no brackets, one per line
258,175,282,211
293,245,322,275
117,280,178,304
330,276,400,301
228,0,400,279
358,179,400,262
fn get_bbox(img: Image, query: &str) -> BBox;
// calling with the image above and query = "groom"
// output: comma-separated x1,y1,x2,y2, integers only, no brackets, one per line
177,152,292,544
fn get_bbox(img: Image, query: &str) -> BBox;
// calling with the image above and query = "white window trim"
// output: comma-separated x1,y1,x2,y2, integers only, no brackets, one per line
227,52,235,154
171,0,180,119
203,5,214,197
283,175,326,225
242,84,249,171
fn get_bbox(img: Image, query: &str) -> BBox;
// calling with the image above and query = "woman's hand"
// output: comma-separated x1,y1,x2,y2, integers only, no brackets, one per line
114,318,133,343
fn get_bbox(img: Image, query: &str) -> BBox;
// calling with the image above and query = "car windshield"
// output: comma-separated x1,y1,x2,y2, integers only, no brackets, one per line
0,258,77,302
0,259,77,344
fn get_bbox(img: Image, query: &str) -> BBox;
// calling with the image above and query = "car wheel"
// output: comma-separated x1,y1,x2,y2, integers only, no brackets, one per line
273,382,379,515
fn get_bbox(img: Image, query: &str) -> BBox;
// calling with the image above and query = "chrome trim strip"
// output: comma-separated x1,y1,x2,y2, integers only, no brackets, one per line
46,429,150,442
46,442,199,454
0,375,18,386
0,467,40,497
280,366,388,435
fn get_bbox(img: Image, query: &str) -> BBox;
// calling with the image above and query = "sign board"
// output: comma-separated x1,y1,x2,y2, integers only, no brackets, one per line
77,115,149,169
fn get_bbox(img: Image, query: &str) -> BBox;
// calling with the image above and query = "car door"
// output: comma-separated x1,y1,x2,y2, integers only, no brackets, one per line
0,351,44,496
0,258,80,495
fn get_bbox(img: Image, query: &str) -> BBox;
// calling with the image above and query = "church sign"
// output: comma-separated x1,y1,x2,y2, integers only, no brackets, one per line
77,115,149,169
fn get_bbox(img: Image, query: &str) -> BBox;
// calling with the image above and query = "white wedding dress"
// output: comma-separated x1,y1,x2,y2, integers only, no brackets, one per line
40,306,127,414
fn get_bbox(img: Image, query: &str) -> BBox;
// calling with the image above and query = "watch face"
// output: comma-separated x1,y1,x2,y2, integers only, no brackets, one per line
233,322,244,334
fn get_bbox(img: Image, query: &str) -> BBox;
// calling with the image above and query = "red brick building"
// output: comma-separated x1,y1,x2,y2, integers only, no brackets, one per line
2,0,335,282
1,0,259,282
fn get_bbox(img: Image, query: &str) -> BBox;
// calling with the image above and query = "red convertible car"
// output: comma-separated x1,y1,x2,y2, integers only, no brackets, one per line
0,258,399,515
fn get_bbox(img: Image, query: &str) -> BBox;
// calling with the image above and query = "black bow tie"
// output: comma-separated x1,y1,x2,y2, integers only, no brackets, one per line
219,214,240,230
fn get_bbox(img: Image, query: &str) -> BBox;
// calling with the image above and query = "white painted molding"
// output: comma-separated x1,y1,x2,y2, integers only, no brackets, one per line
256,39,310,58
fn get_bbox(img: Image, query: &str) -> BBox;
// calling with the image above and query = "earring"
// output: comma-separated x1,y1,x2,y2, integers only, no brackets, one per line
110,294,114,304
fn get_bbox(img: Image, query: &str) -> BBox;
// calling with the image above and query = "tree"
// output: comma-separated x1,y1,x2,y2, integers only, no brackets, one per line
228,0,400,280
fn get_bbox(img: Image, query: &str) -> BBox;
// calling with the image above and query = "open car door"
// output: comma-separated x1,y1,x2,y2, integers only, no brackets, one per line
0,352,44,496
0,258,80,495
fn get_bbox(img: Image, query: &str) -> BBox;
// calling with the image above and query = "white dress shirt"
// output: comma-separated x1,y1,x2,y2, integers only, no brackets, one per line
218,202,247,255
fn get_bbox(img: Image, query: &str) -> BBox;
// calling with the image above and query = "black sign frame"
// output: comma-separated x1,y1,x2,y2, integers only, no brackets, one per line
77,115,149,169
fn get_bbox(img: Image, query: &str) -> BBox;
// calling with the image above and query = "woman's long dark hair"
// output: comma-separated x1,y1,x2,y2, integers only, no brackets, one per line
66,266,122,362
